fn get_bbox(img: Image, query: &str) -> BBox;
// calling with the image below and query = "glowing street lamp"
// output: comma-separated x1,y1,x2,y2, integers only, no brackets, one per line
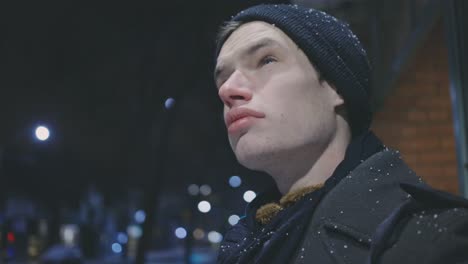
35,126,50,141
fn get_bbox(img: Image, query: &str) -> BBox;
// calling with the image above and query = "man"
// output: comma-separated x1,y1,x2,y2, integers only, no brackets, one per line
213,4,468,264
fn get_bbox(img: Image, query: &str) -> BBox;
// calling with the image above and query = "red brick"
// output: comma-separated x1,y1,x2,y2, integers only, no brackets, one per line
429,124,454,135
407,111,427,121
404,138,440,151
374,110,406,122
400,126,420,137
395,81,438,97
436,81,450,93
441,138,455,149
383,97,416,109
415,166,445,178
416,97,452,109
373,21,458,193
419,152,456,163
444,166,458,177
428,111,450,121
403,154,420,166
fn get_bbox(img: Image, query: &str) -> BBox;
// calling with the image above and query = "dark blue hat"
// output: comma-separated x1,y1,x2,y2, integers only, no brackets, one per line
216,4,372,137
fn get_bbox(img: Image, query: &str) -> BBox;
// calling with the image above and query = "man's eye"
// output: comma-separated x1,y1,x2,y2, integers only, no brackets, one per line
259,56,277,66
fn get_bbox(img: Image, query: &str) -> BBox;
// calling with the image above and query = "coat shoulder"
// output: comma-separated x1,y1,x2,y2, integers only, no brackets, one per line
379,207,468,263
372,184,468,264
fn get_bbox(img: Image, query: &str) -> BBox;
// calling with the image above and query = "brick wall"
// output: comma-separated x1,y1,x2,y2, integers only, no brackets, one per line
372,22,459,194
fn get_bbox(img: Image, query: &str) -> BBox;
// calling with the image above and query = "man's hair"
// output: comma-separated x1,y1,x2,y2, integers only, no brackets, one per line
216,21,242,49
215,20,324,82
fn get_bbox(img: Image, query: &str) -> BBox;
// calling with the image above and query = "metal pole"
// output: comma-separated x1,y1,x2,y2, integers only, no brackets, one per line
444,0,468,197
135,100,177,264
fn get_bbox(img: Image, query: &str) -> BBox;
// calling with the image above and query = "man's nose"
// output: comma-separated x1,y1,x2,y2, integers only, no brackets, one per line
218,70,253,108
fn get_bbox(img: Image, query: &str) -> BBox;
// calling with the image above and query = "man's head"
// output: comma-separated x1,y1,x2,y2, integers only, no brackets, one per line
214,4,371,174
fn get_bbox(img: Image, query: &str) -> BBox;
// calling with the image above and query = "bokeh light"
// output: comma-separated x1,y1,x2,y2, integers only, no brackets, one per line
127,225,142,239
134,210,146,224
228,215,240,226
193,228,205,240
175,227,187,239
117,233,128,244
207,231,223,243
111,243,122,254
60,224,79,246
165,97,175,109
35,126,50,141
197,201,211,213
200,184,212,196
188,184,199,196
243,190,256,203
229,176,242,188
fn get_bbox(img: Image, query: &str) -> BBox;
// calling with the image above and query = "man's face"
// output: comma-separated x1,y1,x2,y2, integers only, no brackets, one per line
215,21,344,170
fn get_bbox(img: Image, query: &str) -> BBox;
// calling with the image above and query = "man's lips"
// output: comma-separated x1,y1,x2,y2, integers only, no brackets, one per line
225,107,266,133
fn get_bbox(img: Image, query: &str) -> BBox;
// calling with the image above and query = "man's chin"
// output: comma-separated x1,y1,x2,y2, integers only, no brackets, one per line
233,144,269,171
236,155,262,171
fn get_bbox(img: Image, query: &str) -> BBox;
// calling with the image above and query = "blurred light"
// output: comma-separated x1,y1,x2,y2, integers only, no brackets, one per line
207,231,223,243
188,184,199,196
193,228,205,240
134,210,146,224
7,232,15,243
117,232,128,244
7,247,15,258
243,190,256,203
228,215,240,226
127,225,142,239
60,224,79,247
175,227,187,239
200,184,212,196
229,176,242,188
63,229,74,244
191,253,211,263
165,98,175,109
112,243,122,254
35,126,50,141
39,219,48,237
197,201,211,213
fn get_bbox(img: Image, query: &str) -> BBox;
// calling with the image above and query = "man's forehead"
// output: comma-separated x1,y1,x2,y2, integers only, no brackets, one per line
217,21,290,64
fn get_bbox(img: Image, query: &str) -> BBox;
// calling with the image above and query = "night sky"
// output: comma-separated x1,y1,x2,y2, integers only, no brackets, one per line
1,1,284,203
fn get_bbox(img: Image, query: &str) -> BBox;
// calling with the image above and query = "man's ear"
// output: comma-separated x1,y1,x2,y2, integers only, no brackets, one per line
322,80,345,108
324,81,348,121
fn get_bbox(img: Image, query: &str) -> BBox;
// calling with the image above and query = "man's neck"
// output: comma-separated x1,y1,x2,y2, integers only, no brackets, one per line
266,125,351,195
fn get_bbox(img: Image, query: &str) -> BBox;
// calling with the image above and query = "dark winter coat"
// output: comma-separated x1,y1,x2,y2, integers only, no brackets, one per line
289,149,423,263
367,183,468,264
218,136,468,263
293,148,468,264
218,131,386,263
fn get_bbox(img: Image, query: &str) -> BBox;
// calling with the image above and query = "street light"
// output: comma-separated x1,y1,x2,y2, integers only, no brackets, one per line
35,126,50,141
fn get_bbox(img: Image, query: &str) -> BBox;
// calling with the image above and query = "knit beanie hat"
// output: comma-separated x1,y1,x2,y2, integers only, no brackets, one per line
215,4,372,137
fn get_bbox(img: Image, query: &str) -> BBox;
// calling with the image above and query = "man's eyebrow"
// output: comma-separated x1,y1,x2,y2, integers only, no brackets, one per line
214,38,279,85
244,38,278,57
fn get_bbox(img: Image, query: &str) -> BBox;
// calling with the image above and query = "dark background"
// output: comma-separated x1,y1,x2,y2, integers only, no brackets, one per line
1,1,287,204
